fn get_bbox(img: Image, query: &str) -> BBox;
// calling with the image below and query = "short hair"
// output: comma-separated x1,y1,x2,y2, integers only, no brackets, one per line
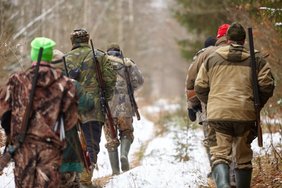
226,22,246,42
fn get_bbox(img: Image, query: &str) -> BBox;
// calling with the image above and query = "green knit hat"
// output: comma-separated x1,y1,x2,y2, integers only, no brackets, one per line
30,37,56,62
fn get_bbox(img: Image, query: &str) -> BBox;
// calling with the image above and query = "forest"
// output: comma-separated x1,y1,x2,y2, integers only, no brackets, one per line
0,0,281,187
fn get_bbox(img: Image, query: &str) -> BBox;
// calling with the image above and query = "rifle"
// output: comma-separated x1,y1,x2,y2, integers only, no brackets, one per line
89,39,116,139
248,27,263,147
62,56,70,77
120,51,141,120
0,47,44,172
77,123,91,171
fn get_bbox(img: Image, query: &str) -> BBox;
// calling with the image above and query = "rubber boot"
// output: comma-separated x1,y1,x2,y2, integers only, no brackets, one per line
108,150,120,175
212,163,231,188
80,163,96,188
235,168,252,188
120,138,131,172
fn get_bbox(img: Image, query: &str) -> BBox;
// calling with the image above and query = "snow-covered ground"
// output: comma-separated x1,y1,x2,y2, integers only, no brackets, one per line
0,100,281,188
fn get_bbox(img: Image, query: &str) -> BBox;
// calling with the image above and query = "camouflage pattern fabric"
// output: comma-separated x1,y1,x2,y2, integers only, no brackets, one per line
104,55,143,150
107,55,144,117
0,64,78,187
59,172,80,188
104,117,134,151
13,137,62,188
65,43,116,123
0,64,78,146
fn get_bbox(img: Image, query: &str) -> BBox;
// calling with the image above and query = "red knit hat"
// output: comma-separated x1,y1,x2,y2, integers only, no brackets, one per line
216,24,230,39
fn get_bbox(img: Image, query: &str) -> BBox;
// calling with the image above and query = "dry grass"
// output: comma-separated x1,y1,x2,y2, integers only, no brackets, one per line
252,154,282,188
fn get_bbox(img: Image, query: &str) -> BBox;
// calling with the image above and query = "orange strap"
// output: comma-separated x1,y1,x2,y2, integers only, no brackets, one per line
186,90,196,100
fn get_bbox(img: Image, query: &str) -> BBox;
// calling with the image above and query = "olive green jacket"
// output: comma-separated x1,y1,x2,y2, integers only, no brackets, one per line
195,44,275,122
66,43,116,123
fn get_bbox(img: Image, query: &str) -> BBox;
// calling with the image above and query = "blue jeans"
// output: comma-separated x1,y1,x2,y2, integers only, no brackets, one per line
81,121,103,164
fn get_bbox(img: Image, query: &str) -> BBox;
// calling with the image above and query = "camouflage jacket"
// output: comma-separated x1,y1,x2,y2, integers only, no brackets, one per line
195,44,275,122
108,55,144,117
0,64,78,147
65,43,116,123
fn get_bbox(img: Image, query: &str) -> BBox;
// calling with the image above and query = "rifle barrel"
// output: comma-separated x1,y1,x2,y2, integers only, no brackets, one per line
90,39,116,139
121,51,141,120
248,27,263,147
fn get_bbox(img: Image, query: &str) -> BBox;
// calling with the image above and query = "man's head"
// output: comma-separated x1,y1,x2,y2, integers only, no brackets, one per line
226,22,246,45
70,28,89,45
30,37,56,62
216,24,230,39
204,36,217,48
107,43,122,57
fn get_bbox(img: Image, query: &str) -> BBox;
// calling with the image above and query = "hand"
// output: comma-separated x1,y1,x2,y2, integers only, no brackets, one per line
193,104,202,113
187,108,197,122
69,68,80,80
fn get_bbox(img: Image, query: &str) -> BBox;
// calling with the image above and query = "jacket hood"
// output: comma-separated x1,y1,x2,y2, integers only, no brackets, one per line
27,64,64,87
216,43,250,62
215,36,227,46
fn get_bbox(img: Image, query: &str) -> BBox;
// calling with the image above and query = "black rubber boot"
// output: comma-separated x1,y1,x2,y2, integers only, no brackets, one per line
120,138,131,172
108,150,120,175
212,163,231,188
235,168,252,188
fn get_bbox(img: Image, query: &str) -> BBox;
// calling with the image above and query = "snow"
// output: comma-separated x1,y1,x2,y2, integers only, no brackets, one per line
0,100,281,188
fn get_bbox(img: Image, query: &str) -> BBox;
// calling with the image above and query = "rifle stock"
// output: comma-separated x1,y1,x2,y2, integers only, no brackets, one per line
248,27,263,147
120,51,141,120
77,124,91,171
89,39,116,139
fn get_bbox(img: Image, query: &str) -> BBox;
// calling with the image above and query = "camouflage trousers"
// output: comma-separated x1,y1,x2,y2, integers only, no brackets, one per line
209,121,256,170
59,172,80,188
104,117,134,151
13,137,63,188
202,121,216,166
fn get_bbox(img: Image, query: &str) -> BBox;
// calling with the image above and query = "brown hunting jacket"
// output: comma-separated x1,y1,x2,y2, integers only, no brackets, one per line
0,64,78,147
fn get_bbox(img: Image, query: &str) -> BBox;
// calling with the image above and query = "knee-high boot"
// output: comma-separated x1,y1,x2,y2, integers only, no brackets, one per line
120,138,131,171
108,149,120,175
235,168,252,188
212,163,231,188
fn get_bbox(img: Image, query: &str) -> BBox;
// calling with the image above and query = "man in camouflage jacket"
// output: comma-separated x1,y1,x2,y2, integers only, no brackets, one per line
195,22,275,188
52,49,95,188
0,37,78,188
104,43,144,175
65,29,116,186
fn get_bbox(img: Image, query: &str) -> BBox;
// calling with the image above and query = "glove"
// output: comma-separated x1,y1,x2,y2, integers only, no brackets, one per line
187,108,197,122
193,104,202,113
187,103,202,122
69,68,80,80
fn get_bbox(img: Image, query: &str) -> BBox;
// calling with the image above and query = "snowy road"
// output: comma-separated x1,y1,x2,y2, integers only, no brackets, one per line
0,100,281,188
